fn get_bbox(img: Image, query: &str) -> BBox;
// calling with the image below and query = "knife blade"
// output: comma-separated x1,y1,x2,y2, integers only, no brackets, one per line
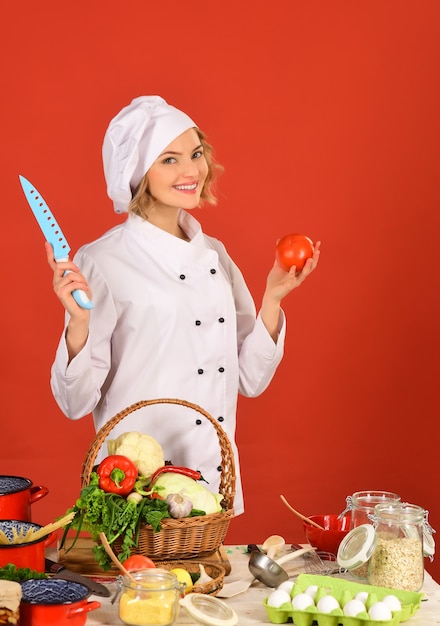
45,558,111,597
19,174,93,310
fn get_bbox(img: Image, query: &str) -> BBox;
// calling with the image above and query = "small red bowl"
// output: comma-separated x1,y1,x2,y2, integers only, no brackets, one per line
303,514,351,555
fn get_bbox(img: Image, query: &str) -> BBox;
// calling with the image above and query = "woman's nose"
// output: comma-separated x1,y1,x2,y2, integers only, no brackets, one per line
180,158,199,177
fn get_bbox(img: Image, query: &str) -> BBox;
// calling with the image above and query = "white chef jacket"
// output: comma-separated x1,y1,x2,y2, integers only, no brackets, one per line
51,211,286,515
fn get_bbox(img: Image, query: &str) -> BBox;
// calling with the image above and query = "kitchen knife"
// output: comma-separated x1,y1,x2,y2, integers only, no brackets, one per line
19,174,93,309
45,558,111,597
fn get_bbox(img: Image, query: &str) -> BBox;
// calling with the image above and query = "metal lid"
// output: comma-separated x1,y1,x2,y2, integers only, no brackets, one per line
180,593,238,626
336,524,377,570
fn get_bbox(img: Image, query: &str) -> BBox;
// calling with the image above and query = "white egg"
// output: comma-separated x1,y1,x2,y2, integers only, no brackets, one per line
343,599,366,617
277,580,295,594
292,593,315,610
305,584,319,599
382,594,402,612
317,595,340,613
354,591,369,604
267,589,291,608
368,601,393,621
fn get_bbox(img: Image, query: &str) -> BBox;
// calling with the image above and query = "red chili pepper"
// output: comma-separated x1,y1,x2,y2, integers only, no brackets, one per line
97,455,138,496
150,492,164,500
150,465,206,485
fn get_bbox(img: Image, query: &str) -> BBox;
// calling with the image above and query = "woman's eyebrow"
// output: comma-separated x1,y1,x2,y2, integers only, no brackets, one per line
159,144,203,157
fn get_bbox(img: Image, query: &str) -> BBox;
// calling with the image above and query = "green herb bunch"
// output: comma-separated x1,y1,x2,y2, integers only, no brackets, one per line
0,564,48,582
60,472,171,570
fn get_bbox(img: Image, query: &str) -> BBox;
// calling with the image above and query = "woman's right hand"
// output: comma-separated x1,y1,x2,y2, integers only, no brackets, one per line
45,242,92,317
45,242,91,360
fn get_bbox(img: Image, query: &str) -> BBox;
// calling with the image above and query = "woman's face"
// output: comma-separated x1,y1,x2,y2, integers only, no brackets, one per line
146,128,209,210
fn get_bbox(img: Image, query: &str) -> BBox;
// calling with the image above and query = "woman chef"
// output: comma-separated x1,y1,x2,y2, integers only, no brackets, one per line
47,96,320,515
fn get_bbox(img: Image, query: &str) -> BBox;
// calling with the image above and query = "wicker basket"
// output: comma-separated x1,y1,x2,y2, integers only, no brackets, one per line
80,399,236,560
154,560,226,595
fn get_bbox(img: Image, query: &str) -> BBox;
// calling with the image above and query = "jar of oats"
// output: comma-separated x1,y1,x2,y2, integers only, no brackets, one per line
368,503,425,591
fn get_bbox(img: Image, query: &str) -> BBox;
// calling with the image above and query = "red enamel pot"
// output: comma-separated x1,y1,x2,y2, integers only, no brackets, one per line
0,520,57,571
0,476,49,521
20,579,101,626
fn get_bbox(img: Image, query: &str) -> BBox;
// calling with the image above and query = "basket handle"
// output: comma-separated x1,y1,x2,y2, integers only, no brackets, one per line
80,398,235,510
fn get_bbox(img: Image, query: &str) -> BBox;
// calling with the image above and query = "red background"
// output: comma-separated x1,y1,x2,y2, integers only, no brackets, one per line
2,1,439,581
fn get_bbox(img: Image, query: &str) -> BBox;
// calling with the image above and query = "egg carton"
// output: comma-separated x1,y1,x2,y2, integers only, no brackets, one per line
263,574,423,626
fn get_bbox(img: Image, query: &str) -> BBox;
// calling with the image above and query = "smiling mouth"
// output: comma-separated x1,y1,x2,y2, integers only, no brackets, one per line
174,183,198,191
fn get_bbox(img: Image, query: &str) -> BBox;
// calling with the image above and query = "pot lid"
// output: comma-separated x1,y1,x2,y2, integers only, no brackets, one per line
180,593,238,626
336,524,377,570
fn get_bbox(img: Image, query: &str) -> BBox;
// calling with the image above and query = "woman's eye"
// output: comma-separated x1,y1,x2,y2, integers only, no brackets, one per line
163,157,176,164
192,151,203,159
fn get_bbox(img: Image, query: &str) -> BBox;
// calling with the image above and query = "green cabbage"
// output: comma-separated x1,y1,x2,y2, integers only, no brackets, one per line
152,473,223,515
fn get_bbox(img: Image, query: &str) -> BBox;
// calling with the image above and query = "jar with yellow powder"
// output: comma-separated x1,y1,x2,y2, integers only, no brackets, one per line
118,569,184,626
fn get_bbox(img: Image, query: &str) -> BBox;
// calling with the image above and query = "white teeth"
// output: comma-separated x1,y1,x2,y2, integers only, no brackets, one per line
175,183,197,190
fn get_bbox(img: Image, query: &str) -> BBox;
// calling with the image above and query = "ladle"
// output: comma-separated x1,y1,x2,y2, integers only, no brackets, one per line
249,545,315,586
261,534,285,559
217,544,315,598
99,532,137,583
280,494,325,530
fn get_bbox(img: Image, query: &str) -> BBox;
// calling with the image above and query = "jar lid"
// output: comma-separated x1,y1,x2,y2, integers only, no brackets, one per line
180,593,238,626
337,524,377,570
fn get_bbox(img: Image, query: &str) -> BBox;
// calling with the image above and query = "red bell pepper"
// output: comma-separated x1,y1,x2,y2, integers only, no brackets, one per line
97,455,138,496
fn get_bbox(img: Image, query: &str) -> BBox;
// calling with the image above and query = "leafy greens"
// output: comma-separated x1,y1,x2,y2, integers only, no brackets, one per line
60,472,172,570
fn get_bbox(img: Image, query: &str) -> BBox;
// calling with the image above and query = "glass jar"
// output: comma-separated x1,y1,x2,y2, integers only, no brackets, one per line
342,490,401,579
347,490,402,528
117,569,183,626
368,503,425,591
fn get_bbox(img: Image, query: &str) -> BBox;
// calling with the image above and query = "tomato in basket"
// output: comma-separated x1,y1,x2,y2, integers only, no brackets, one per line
123,555,156,571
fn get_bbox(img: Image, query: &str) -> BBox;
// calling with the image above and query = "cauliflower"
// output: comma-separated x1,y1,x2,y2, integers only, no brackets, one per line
107,431,164,480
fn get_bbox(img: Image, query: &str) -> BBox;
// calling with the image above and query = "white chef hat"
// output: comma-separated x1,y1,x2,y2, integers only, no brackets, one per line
102,95,197,214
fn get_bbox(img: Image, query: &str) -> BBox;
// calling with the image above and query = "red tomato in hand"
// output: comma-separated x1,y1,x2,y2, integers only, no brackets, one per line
123,554,156,571
275,234,314,272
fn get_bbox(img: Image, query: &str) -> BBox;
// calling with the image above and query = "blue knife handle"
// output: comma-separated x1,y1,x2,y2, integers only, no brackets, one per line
60,265,94,310
70,282,94,309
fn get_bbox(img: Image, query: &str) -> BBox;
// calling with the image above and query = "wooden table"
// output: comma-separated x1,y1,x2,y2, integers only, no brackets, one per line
56,543,440,625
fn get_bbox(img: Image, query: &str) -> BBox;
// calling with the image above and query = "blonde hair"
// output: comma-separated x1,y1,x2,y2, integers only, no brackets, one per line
129,128,223,218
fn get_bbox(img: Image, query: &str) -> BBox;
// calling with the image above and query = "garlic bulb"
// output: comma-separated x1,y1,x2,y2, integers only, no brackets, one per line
197,564,214,585
166,492,193,518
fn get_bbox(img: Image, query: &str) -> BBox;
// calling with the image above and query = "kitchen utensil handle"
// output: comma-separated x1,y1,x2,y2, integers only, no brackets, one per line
70,283,93,309
276,546,315,566
247,544,262,553
279,494,325,530
57,258,93,310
